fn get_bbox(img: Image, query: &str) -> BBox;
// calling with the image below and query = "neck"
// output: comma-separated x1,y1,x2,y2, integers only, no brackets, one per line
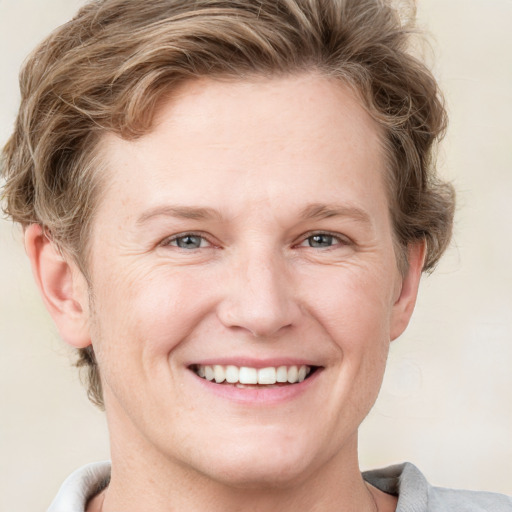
96,392,386,512
96,435,379,512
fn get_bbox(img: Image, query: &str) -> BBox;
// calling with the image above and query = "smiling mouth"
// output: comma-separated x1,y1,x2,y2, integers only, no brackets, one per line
190,364,319,387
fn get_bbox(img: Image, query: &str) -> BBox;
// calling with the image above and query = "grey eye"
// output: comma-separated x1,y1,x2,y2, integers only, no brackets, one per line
307,234,335,248
174,234,204,249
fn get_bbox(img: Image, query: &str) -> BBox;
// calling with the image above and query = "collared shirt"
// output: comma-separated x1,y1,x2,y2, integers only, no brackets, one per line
48,461,512,511
363,463,512,511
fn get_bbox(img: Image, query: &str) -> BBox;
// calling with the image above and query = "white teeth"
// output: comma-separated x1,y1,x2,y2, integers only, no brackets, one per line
205,366,215,381
287,365,298,383
239,367,258,384
225,365,239,384
214,365,225,383
194,364,312,385
258,367,276,385
276,366,288,383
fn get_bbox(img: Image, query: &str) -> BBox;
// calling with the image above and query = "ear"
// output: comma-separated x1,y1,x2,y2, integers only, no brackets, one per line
390,240,426,341
24,224,91,348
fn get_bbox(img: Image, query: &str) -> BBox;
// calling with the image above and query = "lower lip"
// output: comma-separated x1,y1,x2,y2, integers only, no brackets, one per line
189,369,322,405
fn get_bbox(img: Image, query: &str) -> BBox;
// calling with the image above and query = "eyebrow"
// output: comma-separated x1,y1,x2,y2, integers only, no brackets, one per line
136,202,372,226
299,203,372,225
136,205,221,225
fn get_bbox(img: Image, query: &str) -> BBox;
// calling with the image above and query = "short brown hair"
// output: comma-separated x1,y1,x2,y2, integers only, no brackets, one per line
1,0,455,408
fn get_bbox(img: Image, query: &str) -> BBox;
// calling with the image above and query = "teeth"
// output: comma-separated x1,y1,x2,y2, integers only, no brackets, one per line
276,366,288,383
214,365,226,383
225,365,239,384
258,367,276,385
287,365,298,383
194,364,312,385
239,367,258,384
205,366,215,381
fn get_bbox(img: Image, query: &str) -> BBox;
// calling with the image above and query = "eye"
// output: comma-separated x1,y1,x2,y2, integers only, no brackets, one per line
307,234,336,248
163,233,210,249
298,232,349,249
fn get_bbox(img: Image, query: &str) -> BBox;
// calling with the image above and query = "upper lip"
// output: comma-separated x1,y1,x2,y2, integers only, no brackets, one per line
187,357,321,369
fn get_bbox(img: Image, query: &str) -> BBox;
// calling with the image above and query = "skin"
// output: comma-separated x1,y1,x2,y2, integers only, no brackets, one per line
26,74,424,511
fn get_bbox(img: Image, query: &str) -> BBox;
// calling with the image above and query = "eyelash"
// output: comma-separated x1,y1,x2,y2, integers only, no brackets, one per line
160,232,214,250
296,231,351,249
159,231,351,251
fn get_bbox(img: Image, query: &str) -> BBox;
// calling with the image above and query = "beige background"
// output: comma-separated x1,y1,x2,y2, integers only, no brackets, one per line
1,0,511,510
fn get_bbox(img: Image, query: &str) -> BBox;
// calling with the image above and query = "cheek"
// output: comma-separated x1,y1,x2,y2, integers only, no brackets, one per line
306,266,394,441
87,264,218,419
300,261,396,346
90,262,218,359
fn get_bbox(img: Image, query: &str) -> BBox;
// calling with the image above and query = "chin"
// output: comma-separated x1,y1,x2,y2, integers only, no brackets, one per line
206,458,312,491
189,430,323,490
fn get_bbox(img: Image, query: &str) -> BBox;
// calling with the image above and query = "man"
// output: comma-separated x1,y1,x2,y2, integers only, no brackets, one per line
2,1,511,510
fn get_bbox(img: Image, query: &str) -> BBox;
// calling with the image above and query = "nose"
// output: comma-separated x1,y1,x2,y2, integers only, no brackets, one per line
216,249,300,338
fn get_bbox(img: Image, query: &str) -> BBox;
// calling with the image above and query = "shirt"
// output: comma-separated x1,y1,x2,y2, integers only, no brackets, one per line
48,461,512,511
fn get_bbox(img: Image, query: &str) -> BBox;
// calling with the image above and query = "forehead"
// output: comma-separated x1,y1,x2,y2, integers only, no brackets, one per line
95,74,387,229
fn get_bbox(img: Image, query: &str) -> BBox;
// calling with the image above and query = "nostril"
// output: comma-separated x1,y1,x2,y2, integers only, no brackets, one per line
216,301,298,339
215,263,300,338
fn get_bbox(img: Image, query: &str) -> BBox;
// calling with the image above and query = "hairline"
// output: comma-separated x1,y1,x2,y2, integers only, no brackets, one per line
62,71,410,281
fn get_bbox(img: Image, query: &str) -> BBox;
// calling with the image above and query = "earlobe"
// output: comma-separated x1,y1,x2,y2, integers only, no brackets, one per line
24,224,92,348
390,241,426,341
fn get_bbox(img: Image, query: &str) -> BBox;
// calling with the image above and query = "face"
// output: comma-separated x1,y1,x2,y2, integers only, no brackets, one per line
76,74,420,487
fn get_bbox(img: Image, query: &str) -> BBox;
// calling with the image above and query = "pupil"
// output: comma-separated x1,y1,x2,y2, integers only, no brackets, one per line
177,235,201,249
310,234,332,247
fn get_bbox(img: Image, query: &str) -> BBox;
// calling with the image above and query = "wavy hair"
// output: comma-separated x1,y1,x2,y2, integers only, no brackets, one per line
1,0,455,407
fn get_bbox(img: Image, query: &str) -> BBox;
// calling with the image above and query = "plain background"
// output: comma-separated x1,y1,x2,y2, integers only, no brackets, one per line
1,0,511,510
